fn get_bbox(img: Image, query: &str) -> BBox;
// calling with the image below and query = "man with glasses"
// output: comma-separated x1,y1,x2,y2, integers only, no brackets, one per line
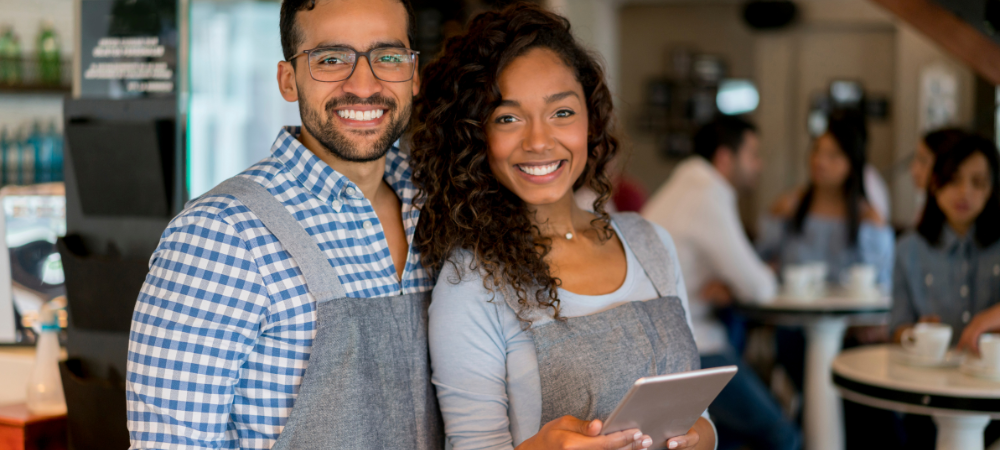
126,1,441,449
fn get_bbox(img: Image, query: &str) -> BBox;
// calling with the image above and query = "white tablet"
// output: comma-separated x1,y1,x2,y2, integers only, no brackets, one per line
603,366,738,445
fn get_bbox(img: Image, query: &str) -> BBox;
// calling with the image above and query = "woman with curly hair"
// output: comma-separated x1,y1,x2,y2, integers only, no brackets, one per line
410,4,716,450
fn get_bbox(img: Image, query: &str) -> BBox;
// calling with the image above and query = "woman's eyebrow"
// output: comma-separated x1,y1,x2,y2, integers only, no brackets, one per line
545,91,580,103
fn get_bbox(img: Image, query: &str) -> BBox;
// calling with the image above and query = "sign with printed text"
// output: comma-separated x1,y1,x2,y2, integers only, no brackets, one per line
79,0,177,98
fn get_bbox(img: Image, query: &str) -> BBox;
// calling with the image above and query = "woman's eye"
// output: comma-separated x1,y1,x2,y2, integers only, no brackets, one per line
495,115,518,124
554,109,575,118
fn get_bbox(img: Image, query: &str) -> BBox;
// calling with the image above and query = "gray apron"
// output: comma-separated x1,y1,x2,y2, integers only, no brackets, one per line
205,177,443,450
511,212,700,425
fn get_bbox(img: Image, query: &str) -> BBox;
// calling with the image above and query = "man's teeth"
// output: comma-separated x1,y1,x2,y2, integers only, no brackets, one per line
337,109,384,121
517,162,561,176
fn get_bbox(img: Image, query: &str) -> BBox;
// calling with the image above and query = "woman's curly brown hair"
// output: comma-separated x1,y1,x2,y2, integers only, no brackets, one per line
410,2,621,320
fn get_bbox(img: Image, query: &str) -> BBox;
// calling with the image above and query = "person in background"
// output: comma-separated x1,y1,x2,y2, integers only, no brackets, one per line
910,128,968,221
643,116,800,450
412,4,714,449
758,110,895,408
892,134,1000,345
760,110,894,287
890,134,1000,449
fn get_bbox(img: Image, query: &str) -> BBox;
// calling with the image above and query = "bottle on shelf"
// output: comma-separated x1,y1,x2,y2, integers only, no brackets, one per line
0,25,22,85
26,300,67,416
7,126,23,185
0,126,7,185
24,121,39,185
37,21,61,86
48,121,63,182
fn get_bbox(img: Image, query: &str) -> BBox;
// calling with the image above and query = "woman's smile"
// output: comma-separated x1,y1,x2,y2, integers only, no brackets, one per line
515,160,568,183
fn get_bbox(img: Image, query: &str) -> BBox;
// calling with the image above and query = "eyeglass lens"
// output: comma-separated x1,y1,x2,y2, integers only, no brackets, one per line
308,48,416,82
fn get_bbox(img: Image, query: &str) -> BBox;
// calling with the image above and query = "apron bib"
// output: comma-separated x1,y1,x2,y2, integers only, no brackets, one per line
206,177,443,450
511,212,700,424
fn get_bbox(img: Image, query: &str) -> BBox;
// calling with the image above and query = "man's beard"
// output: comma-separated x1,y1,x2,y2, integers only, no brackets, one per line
300,92,411,163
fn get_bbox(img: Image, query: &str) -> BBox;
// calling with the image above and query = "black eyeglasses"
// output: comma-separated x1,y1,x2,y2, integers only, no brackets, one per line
288,46,420,83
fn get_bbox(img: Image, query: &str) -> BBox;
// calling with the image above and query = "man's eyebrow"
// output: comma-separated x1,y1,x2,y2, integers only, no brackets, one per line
311,40,408,52
545,91,580,103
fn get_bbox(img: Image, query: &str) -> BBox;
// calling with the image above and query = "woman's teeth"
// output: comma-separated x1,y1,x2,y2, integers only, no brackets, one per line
517,161,562,176
337,109,384,121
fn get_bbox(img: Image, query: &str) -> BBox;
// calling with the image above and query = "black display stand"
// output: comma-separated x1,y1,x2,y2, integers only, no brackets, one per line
59,98,181,450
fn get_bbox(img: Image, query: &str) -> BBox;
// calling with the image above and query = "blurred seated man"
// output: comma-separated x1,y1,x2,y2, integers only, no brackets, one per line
643,116,800,450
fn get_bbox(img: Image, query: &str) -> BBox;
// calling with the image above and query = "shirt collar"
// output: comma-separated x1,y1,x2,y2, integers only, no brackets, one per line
941,223,975,255
269,126,416,206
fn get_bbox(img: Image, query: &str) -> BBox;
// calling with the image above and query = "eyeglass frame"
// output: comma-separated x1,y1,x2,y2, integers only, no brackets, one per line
287,46,420,83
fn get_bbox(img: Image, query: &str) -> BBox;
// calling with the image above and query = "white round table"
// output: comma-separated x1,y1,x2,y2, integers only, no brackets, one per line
738,289,890,450
833,345,1000,450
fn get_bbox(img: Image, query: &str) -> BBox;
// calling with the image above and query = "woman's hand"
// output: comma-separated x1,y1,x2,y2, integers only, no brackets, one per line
958,305,1000,355
661,417,715,450
516,416,652,450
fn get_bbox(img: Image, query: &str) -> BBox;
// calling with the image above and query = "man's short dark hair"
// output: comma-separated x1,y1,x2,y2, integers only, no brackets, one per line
693,115,758,162
280,0,417,62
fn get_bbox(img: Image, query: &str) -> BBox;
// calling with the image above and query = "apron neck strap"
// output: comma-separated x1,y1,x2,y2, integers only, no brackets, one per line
204,177,347,303
611,212,676,298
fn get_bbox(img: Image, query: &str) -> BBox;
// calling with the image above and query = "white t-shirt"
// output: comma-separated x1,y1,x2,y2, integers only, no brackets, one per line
429,221,711,450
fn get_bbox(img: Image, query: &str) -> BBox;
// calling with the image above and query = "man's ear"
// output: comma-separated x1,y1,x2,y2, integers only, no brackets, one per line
277,60,299,102
713,146,734,174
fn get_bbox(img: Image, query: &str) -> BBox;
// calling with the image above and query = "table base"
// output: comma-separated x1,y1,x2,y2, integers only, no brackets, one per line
803,317,848,450
934,415,991,450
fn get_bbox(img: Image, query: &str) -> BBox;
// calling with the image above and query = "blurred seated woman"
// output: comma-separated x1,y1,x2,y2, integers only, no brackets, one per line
759,110,894,289
892,134,1000,347
910,128,968,221
411,4,714,450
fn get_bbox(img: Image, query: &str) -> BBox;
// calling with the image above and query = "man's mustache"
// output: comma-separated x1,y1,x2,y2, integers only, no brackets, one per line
326,93,396,114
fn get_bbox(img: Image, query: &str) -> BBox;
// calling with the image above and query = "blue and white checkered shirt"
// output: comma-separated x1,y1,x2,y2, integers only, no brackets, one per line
126,127,433,449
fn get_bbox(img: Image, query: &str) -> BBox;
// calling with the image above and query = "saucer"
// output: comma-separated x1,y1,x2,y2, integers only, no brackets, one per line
889,348,960,368
958,358,1000,381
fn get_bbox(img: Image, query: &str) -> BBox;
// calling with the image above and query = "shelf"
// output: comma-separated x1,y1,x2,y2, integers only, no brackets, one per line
0,85,71,96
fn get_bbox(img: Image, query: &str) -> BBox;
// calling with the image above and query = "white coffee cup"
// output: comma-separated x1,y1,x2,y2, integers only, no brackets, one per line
847,264,877,299
783,265,814,299
901,323,953,362
805,262,829,294
978,333,1000,371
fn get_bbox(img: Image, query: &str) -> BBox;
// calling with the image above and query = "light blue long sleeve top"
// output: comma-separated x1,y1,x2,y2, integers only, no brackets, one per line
428,221,709,450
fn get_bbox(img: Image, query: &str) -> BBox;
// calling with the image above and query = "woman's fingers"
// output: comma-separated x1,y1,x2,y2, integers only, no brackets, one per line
666,428,700,449
596,429,648,450
957,326,982,355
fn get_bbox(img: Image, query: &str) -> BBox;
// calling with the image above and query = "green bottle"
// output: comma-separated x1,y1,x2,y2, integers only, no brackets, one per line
0,26,20,85
37,21,60,85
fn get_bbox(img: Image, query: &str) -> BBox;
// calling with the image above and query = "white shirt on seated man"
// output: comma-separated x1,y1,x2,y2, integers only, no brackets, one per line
643,118,776,355
642,115,800,450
